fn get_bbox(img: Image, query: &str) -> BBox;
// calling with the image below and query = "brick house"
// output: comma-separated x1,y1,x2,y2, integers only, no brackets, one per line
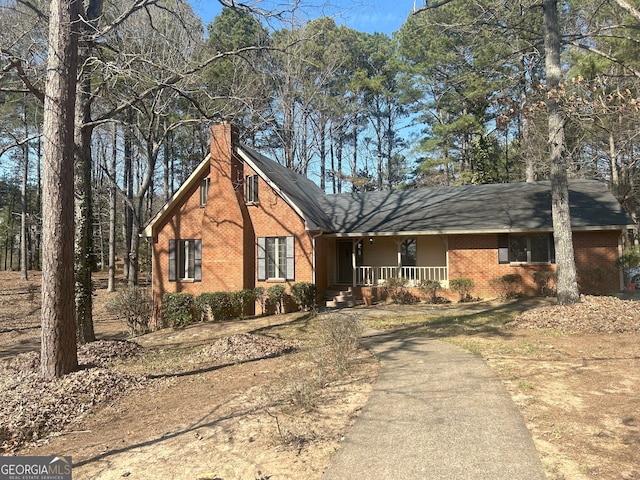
143,123,635,314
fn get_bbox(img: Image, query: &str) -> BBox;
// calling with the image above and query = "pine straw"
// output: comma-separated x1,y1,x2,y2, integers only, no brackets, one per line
509,295,640,333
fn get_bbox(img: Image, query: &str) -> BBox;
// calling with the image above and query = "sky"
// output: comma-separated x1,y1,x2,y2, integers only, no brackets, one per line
188,0,414,35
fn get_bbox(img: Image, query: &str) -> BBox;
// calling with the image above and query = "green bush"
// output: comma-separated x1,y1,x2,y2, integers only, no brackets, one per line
489,273,523,298
267,284,287,314
290,282,317,310
449,278,475,302
616,246,640,283
162,292,198,328
533,270,556,296
232,289,257,318
196,292,237,322
106,286,153,335
254,287,266,315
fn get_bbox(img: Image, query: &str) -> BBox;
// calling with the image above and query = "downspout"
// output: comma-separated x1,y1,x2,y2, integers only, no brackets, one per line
311,230,324,286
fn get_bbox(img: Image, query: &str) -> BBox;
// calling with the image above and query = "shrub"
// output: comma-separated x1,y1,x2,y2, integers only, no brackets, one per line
449,278,475,302
162,292,198,328
533,270,556,296
418,279,442,303
489,273,523,298
196,292,237,322
616,246,640,283
254,286,266,315
577,267,608,294
381,277,419,304
266,284,287,314
106,286,153,335
290,282,317,311
232,289,257,318
311,313,365,377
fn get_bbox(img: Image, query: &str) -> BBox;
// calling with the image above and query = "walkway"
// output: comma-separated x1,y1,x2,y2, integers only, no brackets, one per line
322,329,546,480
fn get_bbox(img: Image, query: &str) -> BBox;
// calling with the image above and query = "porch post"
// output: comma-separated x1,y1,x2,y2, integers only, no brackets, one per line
352,239,357,287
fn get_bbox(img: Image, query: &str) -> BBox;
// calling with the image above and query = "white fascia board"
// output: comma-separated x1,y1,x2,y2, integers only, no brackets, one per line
326,225,628,237
141,154,210,238
237,147,315,231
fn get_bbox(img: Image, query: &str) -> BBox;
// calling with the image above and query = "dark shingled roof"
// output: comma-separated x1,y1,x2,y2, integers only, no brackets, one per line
239,145,333,230
322,180,633,235
239,145,633,234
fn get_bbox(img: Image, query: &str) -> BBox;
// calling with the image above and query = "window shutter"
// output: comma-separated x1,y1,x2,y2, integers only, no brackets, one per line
253,175,259,202
168,240,176,281
285,236,295,281
498,234,509,264
257,237,266,281
549,233,556,264
194,239,202,281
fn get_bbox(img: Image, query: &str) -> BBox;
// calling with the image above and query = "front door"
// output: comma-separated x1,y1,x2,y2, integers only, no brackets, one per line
337,240,353,284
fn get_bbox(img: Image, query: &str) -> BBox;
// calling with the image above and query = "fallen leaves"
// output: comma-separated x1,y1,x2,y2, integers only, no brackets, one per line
509,295,640,333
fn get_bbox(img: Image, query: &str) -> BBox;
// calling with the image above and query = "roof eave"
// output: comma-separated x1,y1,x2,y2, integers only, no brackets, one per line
141,154,210,238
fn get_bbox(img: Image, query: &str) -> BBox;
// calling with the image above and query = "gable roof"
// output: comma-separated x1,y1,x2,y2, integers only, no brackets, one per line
323,179,634,236
143,135,634,239
238,145,333,231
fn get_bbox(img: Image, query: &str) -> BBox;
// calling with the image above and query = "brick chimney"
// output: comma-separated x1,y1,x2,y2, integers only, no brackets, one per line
202,122,248,291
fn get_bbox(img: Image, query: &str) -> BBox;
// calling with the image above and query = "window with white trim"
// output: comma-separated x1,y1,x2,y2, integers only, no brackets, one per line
200,178,210,206
246,174,259,203
257,236,294,281
168,239,202,281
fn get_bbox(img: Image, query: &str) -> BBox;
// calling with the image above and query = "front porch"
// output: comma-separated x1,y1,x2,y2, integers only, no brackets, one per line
328,235,449,288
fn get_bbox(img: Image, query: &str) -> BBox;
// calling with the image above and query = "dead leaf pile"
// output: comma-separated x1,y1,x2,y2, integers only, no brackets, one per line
0,341,147,454
195,333,298,363
509,295,640,333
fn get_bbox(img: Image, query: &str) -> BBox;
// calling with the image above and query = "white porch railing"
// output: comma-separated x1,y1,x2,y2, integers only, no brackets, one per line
355,266,448,287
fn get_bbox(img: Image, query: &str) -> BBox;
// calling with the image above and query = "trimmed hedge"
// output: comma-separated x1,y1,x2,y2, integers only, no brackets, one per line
162,292,198,328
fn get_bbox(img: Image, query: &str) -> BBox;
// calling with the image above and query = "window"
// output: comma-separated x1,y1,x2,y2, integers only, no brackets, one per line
200,178,210,206
246,174,259,203
257,236,294,281
168,239,202,281
498,233,554,264
401,238,417,266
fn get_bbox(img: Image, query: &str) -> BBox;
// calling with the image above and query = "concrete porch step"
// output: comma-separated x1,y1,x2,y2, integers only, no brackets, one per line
325,290,357,309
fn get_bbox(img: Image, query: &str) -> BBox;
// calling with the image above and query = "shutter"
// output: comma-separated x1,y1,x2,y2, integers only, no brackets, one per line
285,236,295,280
168,240,176,281
253,175,259,202
194,239,202,281
498,234,509,264
257,237,266,281
549,233,556,264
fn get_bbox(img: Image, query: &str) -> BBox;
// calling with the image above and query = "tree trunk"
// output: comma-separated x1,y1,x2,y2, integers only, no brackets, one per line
41,0,80,378
543,0,580,305
107,123,117,292
20,96,29,281
123,113,133,280
74,68,96,345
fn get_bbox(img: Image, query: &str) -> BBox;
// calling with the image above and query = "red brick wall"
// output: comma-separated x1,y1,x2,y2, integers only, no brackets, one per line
448,231,622,298
151,123,321,322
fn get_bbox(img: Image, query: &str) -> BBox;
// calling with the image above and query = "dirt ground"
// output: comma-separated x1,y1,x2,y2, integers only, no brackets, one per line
1,271,639,480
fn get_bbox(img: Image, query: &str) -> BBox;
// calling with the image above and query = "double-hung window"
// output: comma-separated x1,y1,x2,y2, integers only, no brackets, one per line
168,239,202,281
246,174,259,203
257,236,294,281
498,233,555,264
401,238,417,266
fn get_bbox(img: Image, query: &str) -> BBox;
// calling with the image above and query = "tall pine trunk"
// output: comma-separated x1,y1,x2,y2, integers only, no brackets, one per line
107,123,117,292
41,0,80,378
543,0,580,305
20,95,29,281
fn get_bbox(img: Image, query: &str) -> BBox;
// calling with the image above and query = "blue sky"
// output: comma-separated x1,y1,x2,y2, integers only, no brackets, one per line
188,0,413,35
